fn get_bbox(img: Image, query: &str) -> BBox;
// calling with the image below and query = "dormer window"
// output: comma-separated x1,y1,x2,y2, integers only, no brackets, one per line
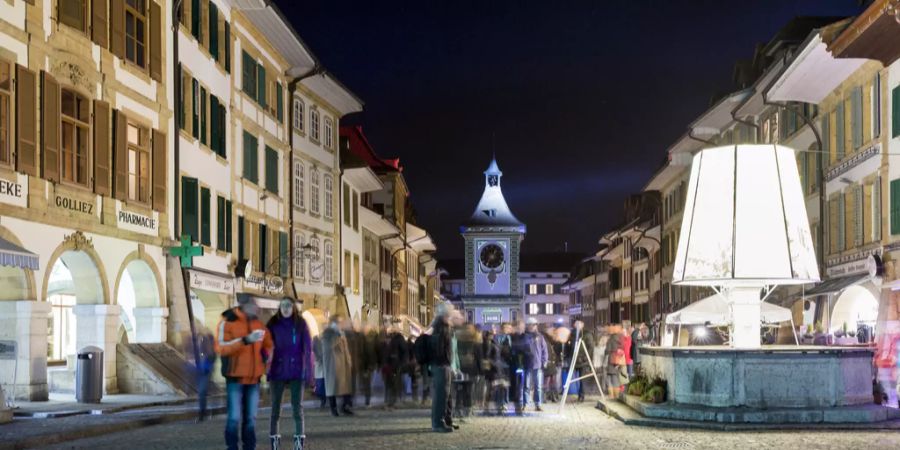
482,209,496,217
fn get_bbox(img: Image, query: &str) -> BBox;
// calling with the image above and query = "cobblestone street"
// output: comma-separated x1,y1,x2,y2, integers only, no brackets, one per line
34,400,900,450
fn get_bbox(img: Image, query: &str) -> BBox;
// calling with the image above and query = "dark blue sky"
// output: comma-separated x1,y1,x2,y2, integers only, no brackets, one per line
273,0,864,259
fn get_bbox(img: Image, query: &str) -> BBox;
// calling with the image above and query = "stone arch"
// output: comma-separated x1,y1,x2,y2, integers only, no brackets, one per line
112,249,164,308
42,231,109,305
113,250,165,343
831,284,879,333
0,225,37,301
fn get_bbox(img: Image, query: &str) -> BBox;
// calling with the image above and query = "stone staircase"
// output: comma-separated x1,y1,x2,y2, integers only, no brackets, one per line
117,343,223,397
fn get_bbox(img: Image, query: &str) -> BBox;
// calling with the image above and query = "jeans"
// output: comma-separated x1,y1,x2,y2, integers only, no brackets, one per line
562,369,584,399
315,378,326,407
523,368,544,407
431,365,452,429
196,370,211,417
358,370,373,405
510,369,524,410
225,380,260,450
269,380,303,437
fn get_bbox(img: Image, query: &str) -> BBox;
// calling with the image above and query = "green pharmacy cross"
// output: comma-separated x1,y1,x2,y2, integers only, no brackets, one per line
169,235,204,268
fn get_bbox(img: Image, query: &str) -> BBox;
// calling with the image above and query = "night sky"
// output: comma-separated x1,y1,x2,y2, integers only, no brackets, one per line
273,0,864,259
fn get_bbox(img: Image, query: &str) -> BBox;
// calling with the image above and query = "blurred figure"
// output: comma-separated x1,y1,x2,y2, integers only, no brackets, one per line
605,324,626,398
215,294,273,450
266,299,311,450
183,322,216,421
343,319,363,408
542,325,561,403
382,322,407,409
406,335,420,403
322,315,354,417
594,326,610,394
454,323,482,418
359,325,379,407
563,320,594,402
622,324,634,379
429,303,456,432
496,322,514,414
522,318,548,412
312,335,326,409
509,321,532,415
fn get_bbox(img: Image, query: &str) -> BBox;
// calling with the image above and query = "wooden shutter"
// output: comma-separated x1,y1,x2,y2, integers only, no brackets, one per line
92,0,108,48
223,22,230,74
93,100,111,195
199,86,206,145
209,95,218,153
191,78,198,138
149,1,162,82
208,1,218,60
113,109,127,200
892,180,900,235
177,64,186,131
280,231,288,278
225,200,232,252
200,186,210,246
875,178,882,241
218,102,226,157
216,196,225,251
15,65,37,177
237,216,245,261
109,0,125,60
276,82,283,122
41,71,60,183
257,65,266,107
893,86,900,138
152,129,166,211
181,177,198,241
864,183,873,243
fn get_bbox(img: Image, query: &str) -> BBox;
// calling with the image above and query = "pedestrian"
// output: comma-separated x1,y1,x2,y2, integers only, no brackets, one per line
564,319,594,402
382,322,407,409
312,335,327,409
622,324,634,379
454,323,482,418
321,314,354,417
594,326,610,393
419,335,432,405
605,324,626,399
359,325,379,407
542,325,561,403
509,321,533,415
428,303,456,432
496,322,514,413
407,335,420,403
183,322,216,422
215,294,273,450
343,319,363,407
266,298,312,450
523,318,548,412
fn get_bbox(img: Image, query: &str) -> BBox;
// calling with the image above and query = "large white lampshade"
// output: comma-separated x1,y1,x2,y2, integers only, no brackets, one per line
672,144,820,348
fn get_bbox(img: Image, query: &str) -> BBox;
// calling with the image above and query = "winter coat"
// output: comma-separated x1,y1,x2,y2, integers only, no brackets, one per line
510,333,533,371
321,325,353,397
605,333,624,376
215,307,274,385
543,333,561,375
344,329,364,376
565,329,595,371
359,330,380,373
455,328,483,376
526,331,548,370
312,336,325,379
622,334,633,365
382,332,408,373
266,315,311,382
429,317,453,367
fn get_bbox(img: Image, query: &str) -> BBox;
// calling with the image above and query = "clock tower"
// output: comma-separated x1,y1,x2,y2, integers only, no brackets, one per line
459,157,526,325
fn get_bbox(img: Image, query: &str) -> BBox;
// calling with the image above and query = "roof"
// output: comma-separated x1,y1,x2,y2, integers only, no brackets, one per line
830,0,900,65
688,88,753,137
462,158,526,231
339,126,402,173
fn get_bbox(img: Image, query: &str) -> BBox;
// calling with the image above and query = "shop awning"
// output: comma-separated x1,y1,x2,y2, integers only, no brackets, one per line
0,236,39,270
803,273,869,296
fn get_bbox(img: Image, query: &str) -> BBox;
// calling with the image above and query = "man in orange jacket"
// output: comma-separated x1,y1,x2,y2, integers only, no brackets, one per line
216,293,273,450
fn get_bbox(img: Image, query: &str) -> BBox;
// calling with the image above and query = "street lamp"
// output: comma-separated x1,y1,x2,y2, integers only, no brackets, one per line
672,144,819,348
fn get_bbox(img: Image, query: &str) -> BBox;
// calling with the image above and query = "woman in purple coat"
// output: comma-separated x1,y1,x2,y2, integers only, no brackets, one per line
267,298,312,450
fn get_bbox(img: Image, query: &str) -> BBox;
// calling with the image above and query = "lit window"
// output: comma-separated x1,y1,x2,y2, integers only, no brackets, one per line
292,98,304,132
127,122,150,203
545,284,554,295
324,239,333,284
528,284,537,295
124,0,147,68
60,89,90,186
310,109,320,142
545,303,553,315
293,233,304,280
528,303,539,315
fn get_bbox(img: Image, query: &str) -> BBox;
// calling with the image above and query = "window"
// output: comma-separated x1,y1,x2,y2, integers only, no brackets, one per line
0,61,11,166
200,187,210,246
310,109,320,142
528,303,539,315
344,251,352,287
310,167,320,215
190,0,201,41
59,0,87,33
265,146,278,194
293,232,304,279
528,284,537,295
126,121,150,203
324,239,333,284
353,254,360,294
60,89,90,186
545,284,554,295
199,87,207,145
125,0,147,68
276,82,283,122
208,1,218,60
323,173,333,220
545,303,553,315
181,177,199,241
293,159,304,209
891,179,900,235
324,117,334,149
352,191,359,231
292,98,304,132
216,196,232,252
343,183,351,226
242,131,258,184
241,51,256,99
893,85,900,138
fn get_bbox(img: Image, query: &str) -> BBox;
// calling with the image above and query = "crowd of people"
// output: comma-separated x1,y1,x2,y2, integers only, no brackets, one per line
189,293,656,449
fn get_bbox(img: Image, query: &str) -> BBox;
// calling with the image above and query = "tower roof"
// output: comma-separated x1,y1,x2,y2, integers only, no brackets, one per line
462,158,525,232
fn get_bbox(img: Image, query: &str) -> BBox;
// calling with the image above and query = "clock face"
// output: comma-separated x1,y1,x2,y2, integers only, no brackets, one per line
480,244,505,269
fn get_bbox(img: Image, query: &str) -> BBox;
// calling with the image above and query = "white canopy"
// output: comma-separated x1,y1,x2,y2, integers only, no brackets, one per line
666,294,792,326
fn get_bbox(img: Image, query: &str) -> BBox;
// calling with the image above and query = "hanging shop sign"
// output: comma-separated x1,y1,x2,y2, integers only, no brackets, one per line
243,274,284,295
189,270,234,294
116,208,158,236
0,177,26,208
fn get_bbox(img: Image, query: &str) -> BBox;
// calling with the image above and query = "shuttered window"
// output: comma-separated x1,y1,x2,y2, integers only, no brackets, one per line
256,65,266,107
874,178,882,242
208,1,218,60
151,129,165,211
191,78,199,139
891,179,900,235
225,199,232,252
893,86,900,138
209,95,218,153
16,65,37,176
0,62,9,167
216,196,225,251
343,183,351,226
276,82,283,122
851,86,863,150
223,22,230,74
125,121,150,203
242,131,257,184
182,177,199,242
200,186,210,246
190,0,201,41
352,191,359,231
60,87,90,186
109,0,125,60
835,102,845,161
42,72,61,183
60,0,88,33
241,51,255,98
124,0,147,69
149,1,161,81
237,216,245,262
264,145,278,193
258,223,267,274
113,110,127,199
93,100,111,195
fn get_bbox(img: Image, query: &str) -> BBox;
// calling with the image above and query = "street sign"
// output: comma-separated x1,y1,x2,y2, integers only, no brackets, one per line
168,235,203,268
0,340,15,360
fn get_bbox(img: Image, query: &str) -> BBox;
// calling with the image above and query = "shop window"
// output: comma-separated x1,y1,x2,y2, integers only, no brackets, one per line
127,121,150,203
125,0,147,68
60,88,90,186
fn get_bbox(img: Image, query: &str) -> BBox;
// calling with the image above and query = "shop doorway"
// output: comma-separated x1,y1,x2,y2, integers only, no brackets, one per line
831,285,878,336
116,260,161,343
46,250,103,365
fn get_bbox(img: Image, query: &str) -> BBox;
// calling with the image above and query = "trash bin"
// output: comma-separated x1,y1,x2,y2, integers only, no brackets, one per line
76,346,104,403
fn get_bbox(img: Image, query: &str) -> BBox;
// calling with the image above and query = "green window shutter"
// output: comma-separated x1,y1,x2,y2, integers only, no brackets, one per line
836,102,845,160
852,87,863,149
191,78,199,139
257,64,266,107
216,195,225,251
200,87,207,145
855,185,863,246
201,187,211,246
208,1,218,60
220,103,227,157
224,22,231,74
893,86,900,138
279,231,288,278
892,179,900,235
276,82,283,122
258,223,268,273
225,200,233,252
209,95,219,154
874,179,882,241
265,146,278,193
242,51,255,97
243,131,258,183
237,216,245,262
873,74,881,138
178,64,186,130
352,191,359,230
181,177,199,242
821,115,830,159
838,192,845,250
191,0,201,40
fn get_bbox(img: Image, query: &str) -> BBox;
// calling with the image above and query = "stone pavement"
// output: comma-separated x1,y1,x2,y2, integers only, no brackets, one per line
24,399,900,450
11,392,191,418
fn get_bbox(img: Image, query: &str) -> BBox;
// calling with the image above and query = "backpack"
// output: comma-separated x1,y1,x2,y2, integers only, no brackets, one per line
414,335,431,366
